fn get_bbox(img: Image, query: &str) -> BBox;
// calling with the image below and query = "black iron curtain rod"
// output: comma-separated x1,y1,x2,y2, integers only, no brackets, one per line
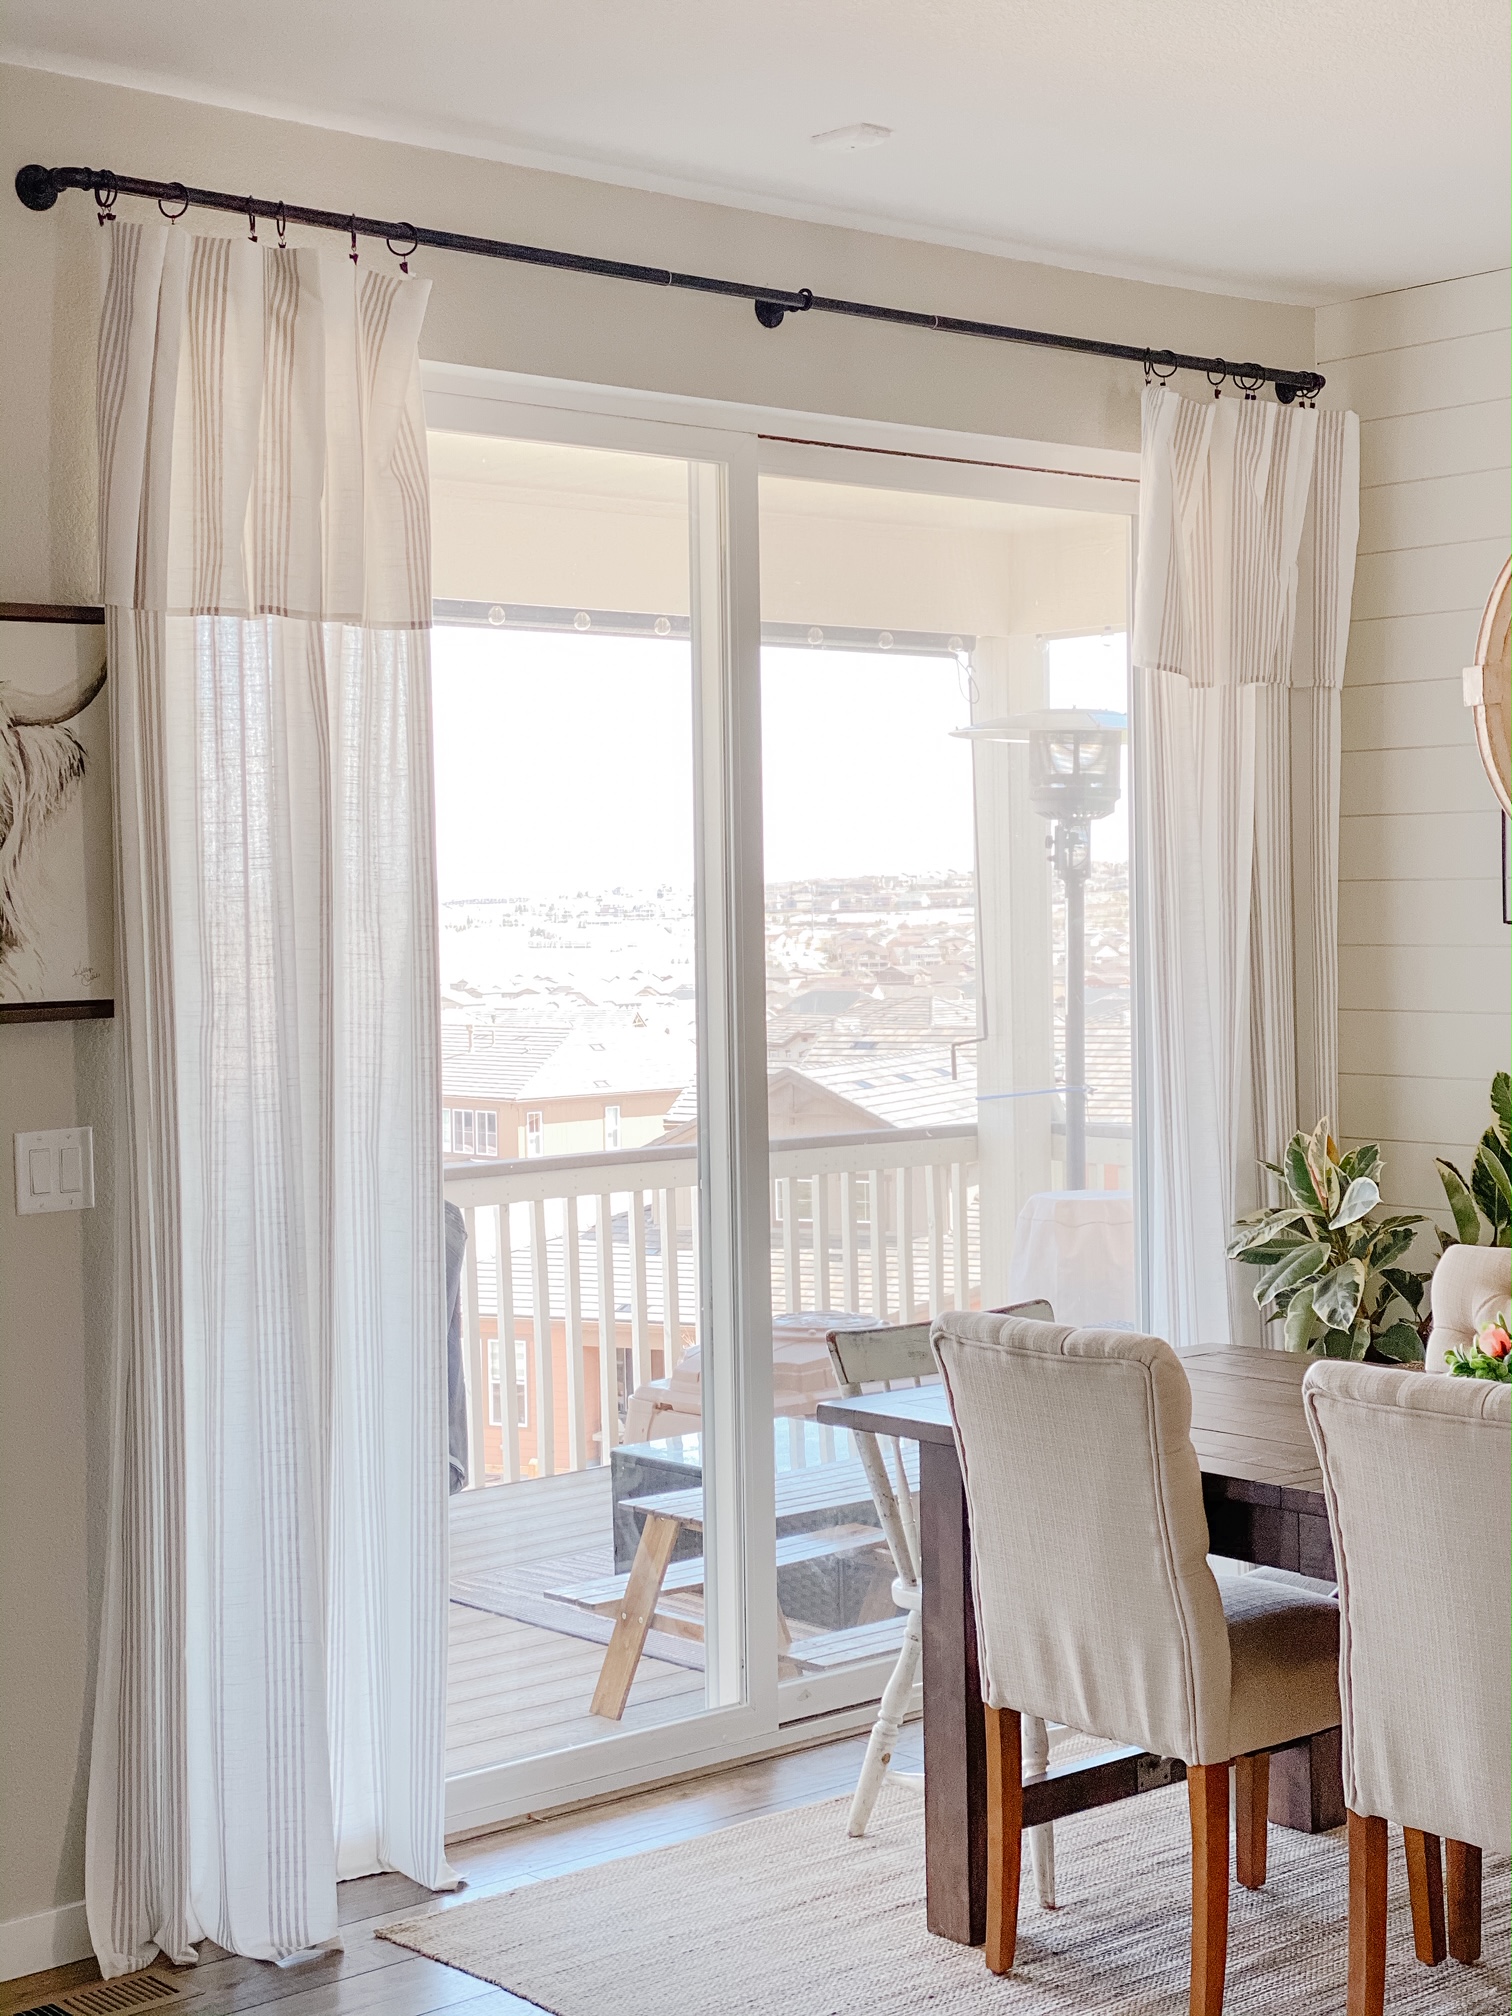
15,161,1326,401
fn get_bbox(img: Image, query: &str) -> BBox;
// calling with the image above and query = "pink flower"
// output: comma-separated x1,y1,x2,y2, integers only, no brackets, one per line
1477,1323,1511,1361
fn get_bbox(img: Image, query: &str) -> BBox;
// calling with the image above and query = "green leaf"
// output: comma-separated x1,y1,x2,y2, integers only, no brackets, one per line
1436,1159,1481,1246
1284,1283,1319,1353
1367,1224,1416,1271
1316,1326,1355,1359
1286,1136,1323,1212
1381,1265,1429,1313
1313,1258,1367,1331
1340,1144,1382,1185
1254,1242,1328,1308
1227,1215,1310,1259
1330,1176,1380,1229
1373,1321,1425,1365
1491,1071,1511,1150
1481,1133,1512,1206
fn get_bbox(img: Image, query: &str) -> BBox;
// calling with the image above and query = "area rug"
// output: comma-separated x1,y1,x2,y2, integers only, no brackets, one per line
379,1780,1508,2014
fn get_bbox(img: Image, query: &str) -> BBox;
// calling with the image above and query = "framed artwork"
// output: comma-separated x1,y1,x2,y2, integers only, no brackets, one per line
0,602,113,1023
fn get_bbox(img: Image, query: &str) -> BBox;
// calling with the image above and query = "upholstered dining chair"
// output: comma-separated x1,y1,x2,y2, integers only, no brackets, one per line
932,1310,1342,2016
1425,1242,1511,1371
1302,1360,1510,2016
825,1301,1062,1908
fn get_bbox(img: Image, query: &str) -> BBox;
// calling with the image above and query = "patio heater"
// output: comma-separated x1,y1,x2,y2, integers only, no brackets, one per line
954,709,1125,1189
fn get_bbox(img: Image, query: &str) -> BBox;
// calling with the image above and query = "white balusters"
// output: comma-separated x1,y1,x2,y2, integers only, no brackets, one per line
630,1189,652,1388
813,1170,833,1310
495,1202,521,1482
660,1186,682,1373
951,1163,968,1311
869,1167,886,1318
840,1170,860,1313
530,1197,554,1477
896,1166,916,1322
777,1176,798,1312
597,1190,618,1459
444,1128,978,1490
563,1194,586,1471
462,1204,487,1489
927,1164,946,1317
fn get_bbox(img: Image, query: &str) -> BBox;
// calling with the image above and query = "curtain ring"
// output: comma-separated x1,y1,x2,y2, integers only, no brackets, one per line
93,172,119,226
348,216,359,266
1207,367,1226,398
157,181,189,225
1234,368,1264,401
274,202,287,249
1143,350,1177,385
246,199,258,244
386,224,418,275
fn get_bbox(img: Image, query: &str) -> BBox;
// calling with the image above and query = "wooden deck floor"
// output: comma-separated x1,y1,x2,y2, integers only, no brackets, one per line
446,1468,704,1776
1,1725,908,2015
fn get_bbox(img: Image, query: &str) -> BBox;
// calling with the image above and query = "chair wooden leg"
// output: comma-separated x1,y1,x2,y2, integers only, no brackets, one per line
984,1704,1022,1976
1446,1840,1482,1964
1188,1761,1230,2016
1234,1753,1269,1890
1403,1828,1445,1965
1347,1810,1387,2016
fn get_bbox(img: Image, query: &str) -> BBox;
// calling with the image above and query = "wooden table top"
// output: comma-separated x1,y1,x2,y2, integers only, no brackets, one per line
815,1345,1324,1502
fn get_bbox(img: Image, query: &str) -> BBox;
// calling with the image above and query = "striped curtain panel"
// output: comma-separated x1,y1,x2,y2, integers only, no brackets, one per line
87,221,453,1977
1133,384,1359,1351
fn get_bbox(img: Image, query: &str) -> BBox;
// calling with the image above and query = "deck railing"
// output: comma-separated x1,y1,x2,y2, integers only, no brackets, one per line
442,1123,980,1488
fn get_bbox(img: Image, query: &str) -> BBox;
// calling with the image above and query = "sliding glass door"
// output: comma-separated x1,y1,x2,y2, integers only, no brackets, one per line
423,380,1138,1829
755,465,1136,1721
426,411,772,1831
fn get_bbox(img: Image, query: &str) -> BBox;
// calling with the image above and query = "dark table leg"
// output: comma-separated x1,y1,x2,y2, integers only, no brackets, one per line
919,1436,986,1945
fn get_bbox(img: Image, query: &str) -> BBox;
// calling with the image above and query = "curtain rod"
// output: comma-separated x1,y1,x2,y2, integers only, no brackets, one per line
15,161,1325,402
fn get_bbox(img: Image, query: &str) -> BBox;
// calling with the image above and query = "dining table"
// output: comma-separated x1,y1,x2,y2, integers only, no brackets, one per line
815,1343,1341,1947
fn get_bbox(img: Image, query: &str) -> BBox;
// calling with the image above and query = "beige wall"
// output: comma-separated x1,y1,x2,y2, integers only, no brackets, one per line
0,58,1322,1960
1319,273,1511,1223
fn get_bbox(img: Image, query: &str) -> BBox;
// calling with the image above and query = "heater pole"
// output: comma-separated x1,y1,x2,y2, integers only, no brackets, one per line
1063,840,1088,1192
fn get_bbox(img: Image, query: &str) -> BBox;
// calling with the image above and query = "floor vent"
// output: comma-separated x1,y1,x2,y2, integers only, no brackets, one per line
15,1976,183,2016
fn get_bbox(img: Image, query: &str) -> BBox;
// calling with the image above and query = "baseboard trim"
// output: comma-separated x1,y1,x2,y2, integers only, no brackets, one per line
0,1898,92,1983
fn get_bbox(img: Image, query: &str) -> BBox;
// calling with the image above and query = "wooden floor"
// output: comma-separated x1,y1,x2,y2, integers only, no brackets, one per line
445,1469,704,1776
2,1725,913,2016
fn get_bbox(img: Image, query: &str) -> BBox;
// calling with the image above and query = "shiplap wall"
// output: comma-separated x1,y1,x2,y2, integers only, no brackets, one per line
1318,271,1510,1226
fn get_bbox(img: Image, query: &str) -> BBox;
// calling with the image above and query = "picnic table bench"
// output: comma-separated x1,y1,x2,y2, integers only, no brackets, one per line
574,1449,919,1717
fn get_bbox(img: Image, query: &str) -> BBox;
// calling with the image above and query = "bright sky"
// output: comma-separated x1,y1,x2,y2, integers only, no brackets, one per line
432,628,1130,898
432,628,696,902
760,648,977,881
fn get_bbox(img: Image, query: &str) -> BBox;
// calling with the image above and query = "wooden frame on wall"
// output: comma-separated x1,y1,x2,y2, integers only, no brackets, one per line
0,600,114,1024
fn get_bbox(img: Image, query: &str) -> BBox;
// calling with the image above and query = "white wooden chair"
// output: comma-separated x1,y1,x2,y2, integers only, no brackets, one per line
826,1302,1063,1908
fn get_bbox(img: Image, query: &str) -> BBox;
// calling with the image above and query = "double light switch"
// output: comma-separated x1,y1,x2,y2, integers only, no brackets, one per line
14,1127,95,1214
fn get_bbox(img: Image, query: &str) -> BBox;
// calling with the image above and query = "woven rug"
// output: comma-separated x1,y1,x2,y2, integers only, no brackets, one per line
380,1781,1509,2014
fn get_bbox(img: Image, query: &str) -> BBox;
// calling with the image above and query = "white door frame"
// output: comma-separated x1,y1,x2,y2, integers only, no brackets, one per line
424,364,1141,1840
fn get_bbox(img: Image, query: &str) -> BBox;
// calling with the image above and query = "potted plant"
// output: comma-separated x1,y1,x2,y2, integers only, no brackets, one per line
1229,1118,1431,1361
1435,1071,1511,1249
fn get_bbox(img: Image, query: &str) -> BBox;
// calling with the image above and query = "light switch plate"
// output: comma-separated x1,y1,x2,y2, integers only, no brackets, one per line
15,1127,95,1214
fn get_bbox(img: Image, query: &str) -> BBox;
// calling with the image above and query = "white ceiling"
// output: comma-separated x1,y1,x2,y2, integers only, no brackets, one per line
4,0,1507,302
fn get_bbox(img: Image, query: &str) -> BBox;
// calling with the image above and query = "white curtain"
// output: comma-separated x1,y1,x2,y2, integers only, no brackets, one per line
1133,385,1359,1350
87,222,452,1977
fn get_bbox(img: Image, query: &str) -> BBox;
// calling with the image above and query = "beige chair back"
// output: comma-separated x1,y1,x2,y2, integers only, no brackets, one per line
1302,1360,1511,1852
1425,1244,1511,1372
931,1310,1231,1766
